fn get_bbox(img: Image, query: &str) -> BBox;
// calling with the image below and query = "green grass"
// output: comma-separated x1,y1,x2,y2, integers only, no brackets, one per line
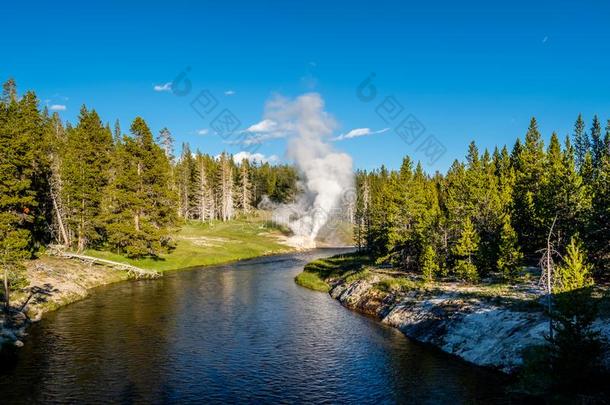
294,271,331,292
295,252,372,291
374,277,421,292
85,215,291,272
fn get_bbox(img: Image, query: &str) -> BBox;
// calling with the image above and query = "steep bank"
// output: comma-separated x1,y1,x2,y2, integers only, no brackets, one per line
297,255,610,373
0,256,131,348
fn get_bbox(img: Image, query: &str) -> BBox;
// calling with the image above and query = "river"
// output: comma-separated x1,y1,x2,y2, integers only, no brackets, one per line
0,249,510,403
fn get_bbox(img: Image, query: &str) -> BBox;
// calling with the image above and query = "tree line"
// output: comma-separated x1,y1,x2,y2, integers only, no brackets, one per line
0,79,297,307
354,115,610,284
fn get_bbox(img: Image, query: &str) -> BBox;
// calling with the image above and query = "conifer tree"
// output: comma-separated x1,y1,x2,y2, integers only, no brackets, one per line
1,78,17,103
513,117,546,254
420,245,439,282
177,143,198,219
573,114,590,169
157,127,175,162
104,117,176,257
452,217,480,282
587,154,610,272
590,115,603,168
0,82,35,310
497,215,523,281
61,106,113,251
113,119,121,144
553,235,593,293
604,120,610,158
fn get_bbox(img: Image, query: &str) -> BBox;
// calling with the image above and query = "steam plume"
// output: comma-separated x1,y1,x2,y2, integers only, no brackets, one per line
265,93,354,248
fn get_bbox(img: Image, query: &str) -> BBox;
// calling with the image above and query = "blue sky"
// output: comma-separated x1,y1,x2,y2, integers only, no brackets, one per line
3,0,610,172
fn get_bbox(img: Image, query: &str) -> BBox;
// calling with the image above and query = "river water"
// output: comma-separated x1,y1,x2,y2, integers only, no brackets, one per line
0,249,510,403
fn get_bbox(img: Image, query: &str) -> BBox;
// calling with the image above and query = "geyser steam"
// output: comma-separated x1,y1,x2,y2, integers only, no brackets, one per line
266,93,353,248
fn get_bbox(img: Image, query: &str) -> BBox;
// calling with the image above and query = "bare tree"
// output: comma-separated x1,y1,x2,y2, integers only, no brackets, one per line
218,153,234,221
48,115,70,247
539,214,559,339
197,156,215,222
237,159,253,215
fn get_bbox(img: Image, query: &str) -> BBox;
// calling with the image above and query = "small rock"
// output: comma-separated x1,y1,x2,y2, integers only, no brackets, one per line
13,340,24,347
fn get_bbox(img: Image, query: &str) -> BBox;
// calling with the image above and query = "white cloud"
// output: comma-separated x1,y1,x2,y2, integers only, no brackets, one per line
224,90,236,96
49,104,67,111
233,118,290,146
197,129,209,135
332,127,390,141
246,119,277,133
153,82,172,92
232,151,280,164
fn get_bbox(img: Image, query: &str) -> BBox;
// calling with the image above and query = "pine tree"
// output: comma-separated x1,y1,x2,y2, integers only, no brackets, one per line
604,120,610,158
452,217,480,282
497,215,523,281
513,117,546,254
113,119,121,144
420,245,439,282
0,81,38,310
61,106,113,251
553,235,593,293
104,117,176,257
573,114,590,169
587,154,610,272
1,78,17,103
177,143,198,219
157,127,174,162
590,115,603,168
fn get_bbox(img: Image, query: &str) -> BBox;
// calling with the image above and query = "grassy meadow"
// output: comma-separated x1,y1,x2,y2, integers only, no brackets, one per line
86,215,292,272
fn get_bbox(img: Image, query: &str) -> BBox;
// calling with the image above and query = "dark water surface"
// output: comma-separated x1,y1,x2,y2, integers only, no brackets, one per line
0,249,511,404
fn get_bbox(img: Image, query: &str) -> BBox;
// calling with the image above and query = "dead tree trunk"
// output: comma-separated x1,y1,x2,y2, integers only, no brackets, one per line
3,265,9,313
540,214,558,340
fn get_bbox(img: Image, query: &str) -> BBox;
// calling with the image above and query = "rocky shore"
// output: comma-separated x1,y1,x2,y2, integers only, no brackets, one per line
313,265,610,373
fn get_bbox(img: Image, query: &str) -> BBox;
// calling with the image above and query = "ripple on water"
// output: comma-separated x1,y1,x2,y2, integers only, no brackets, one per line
0,249,509,404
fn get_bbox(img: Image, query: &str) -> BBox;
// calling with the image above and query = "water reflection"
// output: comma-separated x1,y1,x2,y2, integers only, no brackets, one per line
0,249,509,403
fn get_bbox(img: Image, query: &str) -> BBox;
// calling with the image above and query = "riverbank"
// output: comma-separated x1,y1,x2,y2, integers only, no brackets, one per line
85,215,293,272
0,256,131,348
296,253,610,374
1,216,294,349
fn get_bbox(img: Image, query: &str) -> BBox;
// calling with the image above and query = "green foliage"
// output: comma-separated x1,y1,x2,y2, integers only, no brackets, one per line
553,235,593,293
103,117,177,258
518,288,605,397
452,218,480,282
420,245,439,282
61,106,113,251
497,215,523,281
587,155,610,271
354,113,610,287
0,81,41,308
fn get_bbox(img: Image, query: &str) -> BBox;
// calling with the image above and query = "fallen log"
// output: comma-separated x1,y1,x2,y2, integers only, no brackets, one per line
52,250,160,279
